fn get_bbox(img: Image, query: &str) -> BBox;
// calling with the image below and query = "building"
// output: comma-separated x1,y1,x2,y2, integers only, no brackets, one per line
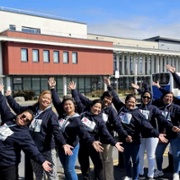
1,7,180,96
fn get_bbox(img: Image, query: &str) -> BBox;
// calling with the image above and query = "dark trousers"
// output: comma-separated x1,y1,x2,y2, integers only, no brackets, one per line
0,164,18,180
25,155,33,180
78,143,104,180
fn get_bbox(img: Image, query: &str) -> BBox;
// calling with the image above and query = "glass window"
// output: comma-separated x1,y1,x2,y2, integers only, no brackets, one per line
22,26,41,34
63,51,69,64
53,51,59,63
152,73,170,84
72,52,78,64
32,77,40,95
23,77,31,89
43,50,50,63
32,49,39,62
21,48,28,62
9,24,16,31
41,78,48,91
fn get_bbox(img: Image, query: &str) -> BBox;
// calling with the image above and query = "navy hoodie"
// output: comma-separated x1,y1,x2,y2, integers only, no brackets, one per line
71,89,128,140
6,95,66,153
138,91,173,138
0,92,45,166
107,86,159,143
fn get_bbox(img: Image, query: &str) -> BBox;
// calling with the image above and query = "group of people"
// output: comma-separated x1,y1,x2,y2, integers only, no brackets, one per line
0,64,180,180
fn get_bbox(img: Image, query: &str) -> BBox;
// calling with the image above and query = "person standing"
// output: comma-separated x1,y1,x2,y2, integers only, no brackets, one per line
0,84,52,180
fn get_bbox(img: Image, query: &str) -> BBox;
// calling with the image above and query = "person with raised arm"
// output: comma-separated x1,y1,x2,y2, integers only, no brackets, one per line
0,84,52,180
67,80,131,180
48,78,104,180
5,88,73,180
104,77,169,180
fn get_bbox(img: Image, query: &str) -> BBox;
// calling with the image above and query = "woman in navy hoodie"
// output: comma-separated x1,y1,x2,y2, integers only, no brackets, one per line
48,77,104,180
0,85,52,180
104,78,168,180
5,89,72,180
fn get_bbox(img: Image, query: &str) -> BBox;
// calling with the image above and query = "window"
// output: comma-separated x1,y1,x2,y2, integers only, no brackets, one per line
9,24,16,31
22,26,41,34
72,52,78,64
63,51,69,63
53,51,59,63
32,49,39,62
43,50,50,62
21,48,28,62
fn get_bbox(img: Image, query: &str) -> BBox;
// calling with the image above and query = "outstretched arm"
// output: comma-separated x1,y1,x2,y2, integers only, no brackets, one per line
104,77,124,112
167,64,180,88
0,84,15,122
68,81,91,106
48,77,63,116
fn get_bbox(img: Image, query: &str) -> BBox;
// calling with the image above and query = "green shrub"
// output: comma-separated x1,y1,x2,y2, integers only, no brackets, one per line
13,89,36,101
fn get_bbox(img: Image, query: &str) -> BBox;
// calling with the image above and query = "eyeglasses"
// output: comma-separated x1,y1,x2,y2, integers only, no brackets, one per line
142,96,151,100
21,114,31,123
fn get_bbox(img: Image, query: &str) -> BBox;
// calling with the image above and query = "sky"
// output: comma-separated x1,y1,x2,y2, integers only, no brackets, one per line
0,0,180,40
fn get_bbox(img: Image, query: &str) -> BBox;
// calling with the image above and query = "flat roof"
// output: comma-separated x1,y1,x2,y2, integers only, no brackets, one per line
0,6,86,25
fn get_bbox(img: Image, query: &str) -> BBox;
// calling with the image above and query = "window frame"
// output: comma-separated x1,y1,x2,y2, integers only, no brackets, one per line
63,51,69,64
21,48,28,62
43,50,50,63
72,52,78,64
32,49,39,62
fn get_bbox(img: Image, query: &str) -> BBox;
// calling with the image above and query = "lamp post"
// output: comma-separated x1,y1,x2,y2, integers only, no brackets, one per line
115,70,119,93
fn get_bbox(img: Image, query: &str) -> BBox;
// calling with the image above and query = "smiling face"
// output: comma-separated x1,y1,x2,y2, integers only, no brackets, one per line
38,90,52,110
163,93,173,105
16,111,33,126
63,99,75,116
90,102,102,115
142,92,151,105
102,96,112,107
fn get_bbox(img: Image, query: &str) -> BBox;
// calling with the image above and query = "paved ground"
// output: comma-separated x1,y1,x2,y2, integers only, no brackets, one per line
18,148,173,180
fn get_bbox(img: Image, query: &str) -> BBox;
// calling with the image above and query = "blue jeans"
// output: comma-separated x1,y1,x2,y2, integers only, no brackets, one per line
123,143,140,180
156,137,180,173
59,143,79,180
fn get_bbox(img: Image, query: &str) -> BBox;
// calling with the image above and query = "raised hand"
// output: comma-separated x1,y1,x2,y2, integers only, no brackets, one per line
48,77,56,88
152,81,161,88
104,77,111,86
131,83,139,90
68,81,76,90
166,64,176,73
0,84,4,92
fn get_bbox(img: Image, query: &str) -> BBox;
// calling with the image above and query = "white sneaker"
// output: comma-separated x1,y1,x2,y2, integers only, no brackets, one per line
154,170,164,178
173,173,179,180
123,176,132,180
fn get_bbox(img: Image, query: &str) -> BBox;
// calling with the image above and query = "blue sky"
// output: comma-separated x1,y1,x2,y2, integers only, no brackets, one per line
0,0,180,39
